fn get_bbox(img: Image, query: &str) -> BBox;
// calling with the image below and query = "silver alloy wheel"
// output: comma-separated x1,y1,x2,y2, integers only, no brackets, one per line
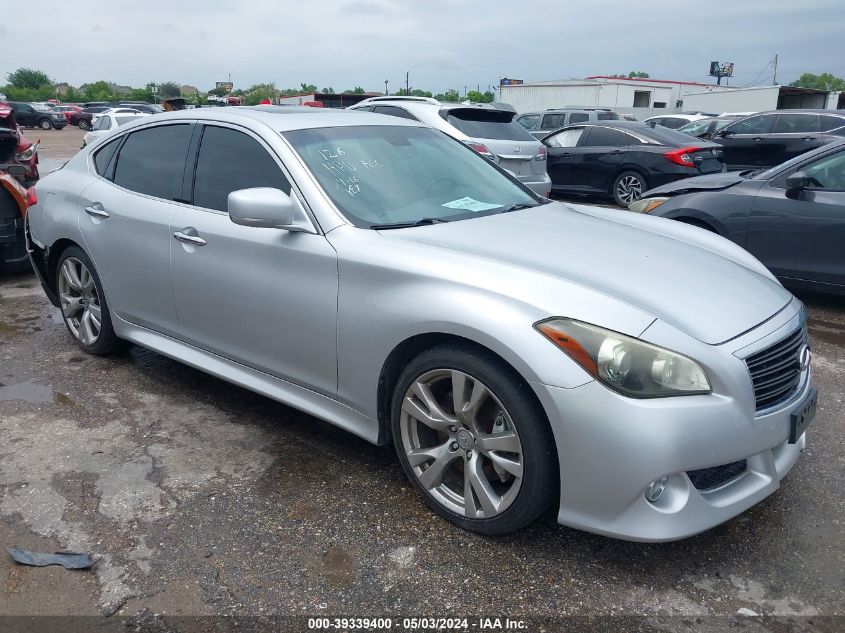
58,257,102,346
616,175,643,203
400,369,524,519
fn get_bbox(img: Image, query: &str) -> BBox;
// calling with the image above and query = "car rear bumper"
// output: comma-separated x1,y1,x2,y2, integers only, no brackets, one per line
520,173,552,197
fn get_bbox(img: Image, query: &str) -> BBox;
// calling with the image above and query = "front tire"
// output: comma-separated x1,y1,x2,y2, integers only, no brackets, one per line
39,118,52,130
613,170,647,207
55,246,124,355
391,344,557,535
78,120,91,131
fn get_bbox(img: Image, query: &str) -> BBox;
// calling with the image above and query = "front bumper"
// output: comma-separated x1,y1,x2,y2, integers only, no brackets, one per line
531,309,812,542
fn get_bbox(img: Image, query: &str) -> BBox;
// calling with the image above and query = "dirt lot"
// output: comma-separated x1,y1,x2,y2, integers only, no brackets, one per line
0,128,843,629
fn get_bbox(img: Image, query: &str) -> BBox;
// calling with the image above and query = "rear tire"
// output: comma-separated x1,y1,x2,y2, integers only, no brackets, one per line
391,343,558,535
54,246,125,355
612,170,647,207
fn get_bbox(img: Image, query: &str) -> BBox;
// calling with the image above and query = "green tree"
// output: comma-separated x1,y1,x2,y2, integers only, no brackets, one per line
465,90,494,103
7,68,51,90
207,85,229,97
300,83,318,93
789,72,845,91
80,81,117,102
434,89,461,102
157,82,181,98
628,71,650,78
243,83,277,105
322,87,335,94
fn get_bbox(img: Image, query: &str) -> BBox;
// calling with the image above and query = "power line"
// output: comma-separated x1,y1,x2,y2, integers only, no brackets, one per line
740,57,776,88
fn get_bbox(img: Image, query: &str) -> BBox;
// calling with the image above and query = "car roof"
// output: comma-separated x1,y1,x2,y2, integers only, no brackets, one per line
146,106,425,131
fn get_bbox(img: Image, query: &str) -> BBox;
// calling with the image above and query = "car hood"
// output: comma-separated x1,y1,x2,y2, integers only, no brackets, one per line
645,171,747,196
382,203,791,345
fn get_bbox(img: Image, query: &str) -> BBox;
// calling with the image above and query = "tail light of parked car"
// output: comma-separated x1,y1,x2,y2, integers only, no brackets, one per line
663,147,701,168
26,187,37,208
464,142,498,163
534,146,547,161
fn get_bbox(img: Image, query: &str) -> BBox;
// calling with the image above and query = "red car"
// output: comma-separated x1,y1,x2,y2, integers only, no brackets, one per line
69,106,109,130
52,104,82,122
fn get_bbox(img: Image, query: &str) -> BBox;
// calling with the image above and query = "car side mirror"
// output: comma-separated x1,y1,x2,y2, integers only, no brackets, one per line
228,187,314,233
717,129,732,138
4,165,27,177
785,171,810,199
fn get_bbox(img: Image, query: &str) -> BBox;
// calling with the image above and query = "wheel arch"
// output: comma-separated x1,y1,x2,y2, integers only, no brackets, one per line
376,332,553,449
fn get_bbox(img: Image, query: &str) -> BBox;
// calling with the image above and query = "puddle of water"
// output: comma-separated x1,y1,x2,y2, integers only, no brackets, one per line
0,320,23,335
0,381,55,404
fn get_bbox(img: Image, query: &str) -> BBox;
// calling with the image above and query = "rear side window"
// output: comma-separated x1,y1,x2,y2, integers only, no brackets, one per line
193,125,291,213
773,114,819,133
541,114,565,129
820,115,845,132
93,138,120,176
444,108,535,141
517,114,539,130
113,124,192,200
569,113,589,124
581,127,632,147
93,116,111,131
372,105,418,120
725,115,774,135
597,111,620,120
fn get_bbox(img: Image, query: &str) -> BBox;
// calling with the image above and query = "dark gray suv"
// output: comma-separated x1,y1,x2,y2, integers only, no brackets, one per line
516,109,620,139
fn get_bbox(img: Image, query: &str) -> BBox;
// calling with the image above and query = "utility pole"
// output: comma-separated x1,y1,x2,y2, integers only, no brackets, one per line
773,54,779,85
405,71,409,96
384,79,389,95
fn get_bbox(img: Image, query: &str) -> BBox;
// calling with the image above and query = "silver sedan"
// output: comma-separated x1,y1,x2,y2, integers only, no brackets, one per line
26,107,816,541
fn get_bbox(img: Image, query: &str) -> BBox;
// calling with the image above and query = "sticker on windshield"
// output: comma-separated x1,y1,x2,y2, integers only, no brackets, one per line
442,197,501,212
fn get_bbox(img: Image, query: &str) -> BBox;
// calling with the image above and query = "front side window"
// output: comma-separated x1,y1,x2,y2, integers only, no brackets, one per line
517,114,539,130
283,125,540,227
803,151,845,191
545,127,584,148
581,127,631,147
113,124,193,200
193,125,291,212
725,115,775,135
773,114,819,134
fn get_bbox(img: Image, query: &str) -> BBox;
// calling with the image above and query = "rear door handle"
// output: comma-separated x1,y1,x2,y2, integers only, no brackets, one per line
753,137,764,141
84,203,109,218
173,230,207,246
609,149,625,155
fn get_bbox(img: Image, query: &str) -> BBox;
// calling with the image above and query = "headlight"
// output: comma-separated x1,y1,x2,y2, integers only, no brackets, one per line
628,197,669,213
16,145,36,161
535,318,710,398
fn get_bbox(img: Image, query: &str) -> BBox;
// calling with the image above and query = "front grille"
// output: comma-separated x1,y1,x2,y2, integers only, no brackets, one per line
745,326,807,412
688,460,747,492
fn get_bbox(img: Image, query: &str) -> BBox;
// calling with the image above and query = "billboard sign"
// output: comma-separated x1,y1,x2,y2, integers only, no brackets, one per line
500,78,524,86
216,81,234,93
709,62,734,78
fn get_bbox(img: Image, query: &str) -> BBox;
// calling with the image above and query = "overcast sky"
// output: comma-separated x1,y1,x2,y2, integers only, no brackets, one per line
2,0,843,94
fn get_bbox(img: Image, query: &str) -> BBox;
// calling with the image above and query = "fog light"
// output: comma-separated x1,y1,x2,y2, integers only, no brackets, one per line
645,476,669,503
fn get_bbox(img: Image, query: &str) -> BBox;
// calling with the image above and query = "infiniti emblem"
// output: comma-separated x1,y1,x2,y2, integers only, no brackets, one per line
798,344,812,371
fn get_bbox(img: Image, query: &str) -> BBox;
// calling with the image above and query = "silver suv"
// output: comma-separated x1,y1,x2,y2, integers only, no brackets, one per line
517,108,621,140
349,97,550,196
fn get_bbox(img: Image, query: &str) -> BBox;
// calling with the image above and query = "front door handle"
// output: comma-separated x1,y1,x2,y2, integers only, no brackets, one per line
173,230,207,246
753,137,765,141
84,203,109,218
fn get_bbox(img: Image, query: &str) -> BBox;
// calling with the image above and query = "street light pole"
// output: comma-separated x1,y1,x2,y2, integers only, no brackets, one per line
406,71,409,96
385,79,389,95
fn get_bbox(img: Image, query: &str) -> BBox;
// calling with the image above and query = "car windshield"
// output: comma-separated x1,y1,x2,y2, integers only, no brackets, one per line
283,125,542,228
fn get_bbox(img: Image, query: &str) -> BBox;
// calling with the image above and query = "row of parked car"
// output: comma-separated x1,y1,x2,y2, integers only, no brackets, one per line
345,97,843,294
0,101,162,132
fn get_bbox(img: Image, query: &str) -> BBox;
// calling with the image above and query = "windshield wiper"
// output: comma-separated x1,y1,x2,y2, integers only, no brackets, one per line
497,203,538,213
369,217,451,230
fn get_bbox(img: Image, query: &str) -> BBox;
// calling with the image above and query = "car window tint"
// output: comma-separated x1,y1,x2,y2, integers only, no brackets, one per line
372,105,418,120
726,115,774,134
444,109,534,141
569,113,589,124
581,126,630,147
773,114,819,134
804,150,845,191
820,115,845,132
541,114,564,129
93,138,120,176
545,127,584,148
678,119,712,136
193,125,291,213
597,111,620,120
113,124,192,199
517,114,539,130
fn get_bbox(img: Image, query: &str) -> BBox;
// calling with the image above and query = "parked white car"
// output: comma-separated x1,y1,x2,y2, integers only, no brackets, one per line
348,96,551,196
83,112,149,147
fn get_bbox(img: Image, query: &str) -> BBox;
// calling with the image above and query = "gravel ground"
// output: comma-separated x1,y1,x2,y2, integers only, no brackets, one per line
0,127,842,630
